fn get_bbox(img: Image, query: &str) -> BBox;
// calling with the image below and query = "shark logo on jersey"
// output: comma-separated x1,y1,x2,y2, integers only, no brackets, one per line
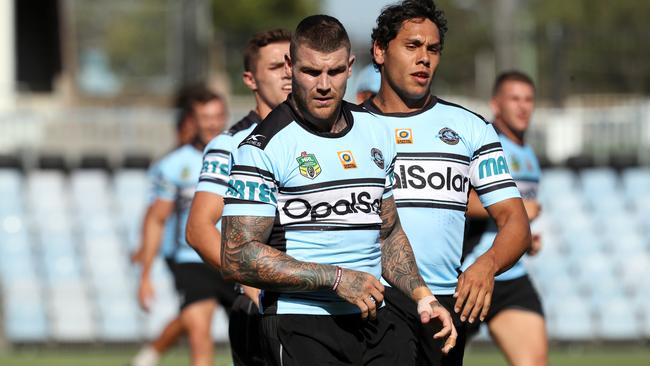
337,151,357,169
371,148,384,169
510,154,521,172
437,128,460,145
241,134,266,148
395,128,413,144
297,151,322,179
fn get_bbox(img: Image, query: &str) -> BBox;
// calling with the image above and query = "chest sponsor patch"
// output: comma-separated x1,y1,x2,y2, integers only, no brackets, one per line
337,150,357,169
395,128,413,144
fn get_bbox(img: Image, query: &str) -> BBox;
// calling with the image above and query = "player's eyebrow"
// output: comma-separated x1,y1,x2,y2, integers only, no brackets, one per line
269,61,285,69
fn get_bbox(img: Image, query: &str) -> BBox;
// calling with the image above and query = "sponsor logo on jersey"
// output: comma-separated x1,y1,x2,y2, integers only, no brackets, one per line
510,154,521,172
242,134,266,148
393,164,469,192
395,128,413,144
337,150,357,169
436,127,460,145
297,151,322,179
370,148,384,169
227,178,277,203
478,156,510,179
281,192,381,221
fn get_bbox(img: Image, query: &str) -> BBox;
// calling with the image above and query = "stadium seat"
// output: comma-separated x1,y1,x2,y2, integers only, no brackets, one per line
548,296,594,341
622,168,650,206
96,297,142,342
580,168,618,195
2,286,49,342
48,282,97,342
594,299,640,340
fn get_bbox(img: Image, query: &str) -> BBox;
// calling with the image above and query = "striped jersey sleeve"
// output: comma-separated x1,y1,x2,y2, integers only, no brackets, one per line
196,134,233,196
222,143,279,217
469,123,520,206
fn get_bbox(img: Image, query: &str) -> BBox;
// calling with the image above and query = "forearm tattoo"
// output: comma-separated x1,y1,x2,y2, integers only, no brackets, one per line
221,215,336,292
380,197,427,296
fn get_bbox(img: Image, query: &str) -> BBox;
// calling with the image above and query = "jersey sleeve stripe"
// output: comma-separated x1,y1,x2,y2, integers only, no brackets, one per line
473,177,516,189
198,176,229,187
472,143,503,158
475,181,518,195
230,165,276,180
204,148,230,156
224,197,271,205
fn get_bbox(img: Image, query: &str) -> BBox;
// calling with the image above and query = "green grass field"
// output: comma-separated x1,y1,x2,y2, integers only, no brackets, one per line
1,345,649,366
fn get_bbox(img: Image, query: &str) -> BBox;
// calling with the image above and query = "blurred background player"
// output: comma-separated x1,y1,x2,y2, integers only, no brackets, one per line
364,1,531,364
463,71,547,366
186,29,292,366
134,86,235,366
354,63,381,104
130,85,203,366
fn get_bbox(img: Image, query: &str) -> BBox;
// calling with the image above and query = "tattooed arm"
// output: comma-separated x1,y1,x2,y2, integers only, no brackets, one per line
379,196,429,300
221,215,386,318
380,196,457,352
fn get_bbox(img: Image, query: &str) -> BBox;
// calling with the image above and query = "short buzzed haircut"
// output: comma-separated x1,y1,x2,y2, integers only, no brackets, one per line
492,71,536,96
290,15,351,60
243,28,292,72
174,84,225,128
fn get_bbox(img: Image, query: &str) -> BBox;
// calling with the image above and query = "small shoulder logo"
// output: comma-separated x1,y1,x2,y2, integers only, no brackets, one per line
337,150,357,169
370,148,384,169
296,151,321,179
242,134,266,148
437,127,460,145
395,128,413,144
510,155,521,172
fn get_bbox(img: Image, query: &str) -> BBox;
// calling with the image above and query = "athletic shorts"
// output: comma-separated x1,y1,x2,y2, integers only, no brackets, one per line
260,308,416,366
384,286,467,366
173,262,237,311
229,292,266,366
466,274,544,338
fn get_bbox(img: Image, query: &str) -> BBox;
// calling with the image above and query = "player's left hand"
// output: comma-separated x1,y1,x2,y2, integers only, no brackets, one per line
454,256,495,323
527,233,542,256
418,297,457,354
242,285,261,308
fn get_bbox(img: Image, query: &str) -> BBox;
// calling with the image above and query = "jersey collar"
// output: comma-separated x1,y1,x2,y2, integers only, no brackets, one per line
362,95,437,117
285,96,354,138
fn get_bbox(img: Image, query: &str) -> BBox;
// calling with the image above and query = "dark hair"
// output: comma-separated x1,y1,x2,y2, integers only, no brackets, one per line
174,84,224,129
290,15,351,60
243,28,292,72
370,0,448,69
492,70,536,96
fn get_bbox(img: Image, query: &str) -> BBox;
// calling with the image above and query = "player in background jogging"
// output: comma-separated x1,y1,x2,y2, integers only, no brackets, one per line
463,70,547,366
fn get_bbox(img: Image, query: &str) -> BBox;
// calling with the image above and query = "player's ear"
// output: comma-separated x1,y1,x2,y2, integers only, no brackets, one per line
284,54,293,78
372,41,385,67
347,55,356,78
490,97,499,117
242,71,257,92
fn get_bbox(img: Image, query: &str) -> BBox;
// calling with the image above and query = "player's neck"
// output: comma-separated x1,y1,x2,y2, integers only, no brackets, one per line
254,96,274,120
493,119,525,145
191,136,206,151
372,83,432,113
289,94,345,134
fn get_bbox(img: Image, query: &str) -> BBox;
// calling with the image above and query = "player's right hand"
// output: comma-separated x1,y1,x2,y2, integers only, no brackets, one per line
138,277,155,312
242,285,261,308
334,268,385,320
130,248,144,265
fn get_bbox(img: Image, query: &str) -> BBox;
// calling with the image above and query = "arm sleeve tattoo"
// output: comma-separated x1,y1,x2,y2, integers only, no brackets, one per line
220,215,336,292
380,196,428,297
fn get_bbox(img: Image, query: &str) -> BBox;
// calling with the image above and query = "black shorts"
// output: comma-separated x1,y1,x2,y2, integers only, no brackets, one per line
466,275,544,338
229,293,266,366
173,262,237,311
384,286,467,366
260,308,416,366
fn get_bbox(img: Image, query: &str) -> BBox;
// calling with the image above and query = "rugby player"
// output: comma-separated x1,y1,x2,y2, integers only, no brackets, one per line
463,71,547,366
363,1,532,365
186,28,292,366
136,86,235,366
130,87,201,366
219,15,455,366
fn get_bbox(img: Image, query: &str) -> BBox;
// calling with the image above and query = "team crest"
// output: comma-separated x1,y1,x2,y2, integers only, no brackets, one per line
296,151,321,179
370,148,384,169
437,127,460,145
181,166,191,180
337,150,357,169
510,155,521,172
395,128,413,144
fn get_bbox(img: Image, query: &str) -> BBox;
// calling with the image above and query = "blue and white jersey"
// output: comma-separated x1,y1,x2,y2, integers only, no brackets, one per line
462,132,541,281
223,100,396,315
364,98,521,295
196,111,261,197
146,161,176,260
150,144,203,263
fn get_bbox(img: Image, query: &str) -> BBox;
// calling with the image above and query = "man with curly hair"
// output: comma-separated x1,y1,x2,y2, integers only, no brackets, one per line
363,1,532,365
